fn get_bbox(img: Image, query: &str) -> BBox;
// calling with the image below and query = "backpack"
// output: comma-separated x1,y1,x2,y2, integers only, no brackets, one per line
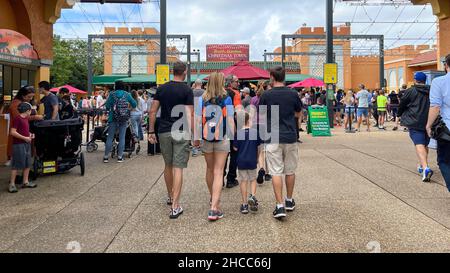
112,92,130,122
201,96,228,142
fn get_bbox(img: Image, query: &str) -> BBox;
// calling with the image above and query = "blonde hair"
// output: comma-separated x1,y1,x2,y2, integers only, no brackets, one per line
344,90,354,105
256,80,268,97
203,72,226,102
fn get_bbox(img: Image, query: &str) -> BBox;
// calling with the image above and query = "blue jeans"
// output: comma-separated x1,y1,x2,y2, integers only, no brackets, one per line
437,140,450,192
104,121,127,159
130,113,144,141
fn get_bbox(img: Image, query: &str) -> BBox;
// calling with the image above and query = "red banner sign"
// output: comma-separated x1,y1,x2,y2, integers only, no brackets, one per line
206,44,249,62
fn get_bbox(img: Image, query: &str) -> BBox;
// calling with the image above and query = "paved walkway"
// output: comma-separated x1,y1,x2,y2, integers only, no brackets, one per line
1,127,450,253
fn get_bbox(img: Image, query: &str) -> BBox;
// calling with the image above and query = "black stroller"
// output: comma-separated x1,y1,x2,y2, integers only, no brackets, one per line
32,118,85,180
87,120,141,158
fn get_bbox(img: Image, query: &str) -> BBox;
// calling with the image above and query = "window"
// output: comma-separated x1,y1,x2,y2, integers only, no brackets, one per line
21,68,28,87
389,69,397,90
398,67,404,88
112,45,147,74
3,65,11,101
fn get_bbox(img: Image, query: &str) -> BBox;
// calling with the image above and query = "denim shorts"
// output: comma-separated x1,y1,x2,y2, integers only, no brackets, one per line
357,108,369,118
409,129,430,146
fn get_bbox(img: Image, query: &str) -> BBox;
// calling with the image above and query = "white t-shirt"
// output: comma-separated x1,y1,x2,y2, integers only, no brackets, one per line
96,95,105,109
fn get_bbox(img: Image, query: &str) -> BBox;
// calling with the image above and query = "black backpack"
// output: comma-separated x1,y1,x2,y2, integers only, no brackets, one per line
112,92,130,122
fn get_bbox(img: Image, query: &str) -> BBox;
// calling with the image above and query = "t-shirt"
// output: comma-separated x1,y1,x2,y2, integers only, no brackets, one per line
377,95,388,111
41,92,60,120
233,128,261,170
388,93,400,105
96,95,105,108
356,90,370,108
12,115,30,144
242,95,251,108
259,87,302,144
154,81,194,134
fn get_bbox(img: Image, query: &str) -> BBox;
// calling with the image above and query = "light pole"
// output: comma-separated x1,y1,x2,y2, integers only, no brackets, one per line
263,49,267,70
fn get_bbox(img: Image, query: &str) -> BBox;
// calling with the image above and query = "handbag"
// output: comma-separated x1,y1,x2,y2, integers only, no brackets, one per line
431,116,450,142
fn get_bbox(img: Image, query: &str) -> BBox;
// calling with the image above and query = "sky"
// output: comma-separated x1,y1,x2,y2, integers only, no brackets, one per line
55,0,437,61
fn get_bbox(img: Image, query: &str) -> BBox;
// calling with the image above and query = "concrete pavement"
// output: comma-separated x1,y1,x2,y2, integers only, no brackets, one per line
1,127,450,253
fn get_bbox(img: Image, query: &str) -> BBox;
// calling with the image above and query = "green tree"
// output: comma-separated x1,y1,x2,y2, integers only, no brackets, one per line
51,35,104,91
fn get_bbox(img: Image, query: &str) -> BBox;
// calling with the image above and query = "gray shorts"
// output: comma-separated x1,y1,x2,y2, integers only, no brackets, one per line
159,132,191,169
11,143,32,170
202,140,230,154
238,169,257,182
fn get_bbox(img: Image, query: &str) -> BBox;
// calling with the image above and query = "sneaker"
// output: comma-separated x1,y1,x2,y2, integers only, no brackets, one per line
422,168,434,183
240,204,249,214
167,197,173,206
208,210,224,221
393,126,398,131
169,206,184,219
273,206,287,219
8,184,18,193
248,195,259,212
418,166,424,175
22,182,37,189
226,180,239,189
117,157,124,163
257,169,265,184
265,174,272,181
103,157,109,163
4,160,11,167
285,199,296,212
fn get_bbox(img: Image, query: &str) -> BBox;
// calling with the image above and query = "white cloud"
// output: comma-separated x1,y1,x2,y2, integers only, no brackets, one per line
55,0,437,61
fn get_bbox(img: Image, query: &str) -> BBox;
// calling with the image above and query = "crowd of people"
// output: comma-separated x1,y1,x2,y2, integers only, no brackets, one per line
5,58,450,222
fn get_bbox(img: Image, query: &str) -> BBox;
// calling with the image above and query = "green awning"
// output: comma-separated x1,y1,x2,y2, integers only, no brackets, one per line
92,75,128,85
93,74,209,85
285,74,323,82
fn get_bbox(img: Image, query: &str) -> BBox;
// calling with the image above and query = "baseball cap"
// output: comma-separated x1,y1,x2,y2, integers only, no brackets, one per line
414,72,427,83
241,87,250,94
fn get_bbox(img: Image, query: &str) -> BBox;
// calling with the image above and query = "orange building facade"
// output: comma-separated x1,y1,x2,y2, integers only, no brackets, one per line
103,27,179,76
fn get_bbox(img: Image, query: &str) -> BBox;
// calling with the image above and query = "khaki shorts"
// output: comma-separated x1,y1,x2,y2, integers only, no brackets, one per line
265,143,299,176
238,169,257,182
202,140,230,154
159,132,191,169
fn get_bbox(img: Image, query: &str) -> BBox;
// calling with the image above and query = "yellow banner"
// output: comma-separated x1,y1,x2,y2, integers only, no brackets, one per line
156,64,170,86
324,63,338,84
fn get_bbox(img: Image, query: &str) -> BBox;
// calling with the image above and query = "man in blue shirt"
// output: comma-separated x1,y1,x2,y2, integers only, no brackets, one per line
427,54,450,192
103,81,137,163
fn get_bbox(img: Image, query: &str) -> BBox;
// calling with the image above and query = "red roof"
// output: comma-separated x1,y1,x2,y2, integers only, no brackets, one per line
408,50,437,67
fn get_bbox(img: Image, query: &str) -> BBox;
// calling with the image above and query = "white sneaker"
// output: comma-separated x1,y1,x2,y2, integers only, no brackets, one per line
4,160,11,167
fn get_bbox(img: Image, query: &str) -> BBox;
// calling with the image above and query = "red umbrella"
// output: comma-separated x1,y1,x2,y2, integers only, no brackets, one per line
50,85,87,94
221,61,270,80
288,78,325,88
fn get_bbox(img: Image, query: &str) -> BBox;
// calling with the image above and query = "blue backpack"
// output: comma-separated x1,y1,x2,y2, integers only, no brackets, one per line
201,96,229,142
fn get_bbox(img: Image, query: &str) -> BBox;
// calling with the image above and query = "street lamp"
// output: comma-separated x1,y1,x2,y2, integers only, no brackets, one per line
263,49,267,70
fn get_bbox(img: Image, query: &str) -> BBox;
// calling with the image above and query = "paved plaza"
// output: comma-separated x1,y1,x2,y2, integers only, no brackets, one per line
1,126,450,253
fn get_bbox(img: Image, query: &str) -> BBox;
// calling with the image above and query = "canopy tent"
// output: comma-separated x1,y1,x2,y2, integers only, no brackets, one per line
288,78,325,88
50,85,87,94
220,61,270,80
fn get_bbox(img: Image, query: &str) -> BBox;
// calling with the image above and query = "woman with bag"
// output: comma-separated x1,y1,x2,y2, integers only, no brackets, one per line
200,72,235,221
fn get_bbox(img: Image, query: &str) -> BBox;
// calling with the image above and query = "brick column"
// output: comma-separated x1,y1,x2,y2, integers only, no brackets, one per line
438,17,450,70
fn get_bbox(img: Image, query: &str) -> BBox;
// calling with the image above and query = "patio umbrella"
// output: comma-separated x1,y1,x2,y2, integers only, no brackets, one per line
221,61,270,81
288,78,325,88
50,85,87,94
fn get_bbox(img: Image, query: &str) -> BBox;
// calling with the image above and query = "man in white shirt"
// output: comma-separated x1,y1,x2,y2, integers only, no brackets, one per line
96,91,105,109
427,54,450,192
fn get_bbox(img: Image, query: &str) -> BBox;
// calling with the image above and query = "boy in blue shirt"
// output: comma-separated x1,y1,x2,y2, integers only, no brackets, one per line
233,111,261,214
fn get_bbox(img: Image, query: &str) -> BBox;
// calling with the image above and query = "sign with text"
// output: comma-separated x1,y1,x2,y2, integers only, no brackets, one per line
308,106,332,137
156,64,170,86
206,44,250,62
324,63,338,84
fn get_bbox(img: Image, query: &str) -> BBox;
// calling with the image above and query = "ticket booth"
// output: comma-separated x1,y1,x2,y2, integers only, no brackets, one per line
0,29,41,163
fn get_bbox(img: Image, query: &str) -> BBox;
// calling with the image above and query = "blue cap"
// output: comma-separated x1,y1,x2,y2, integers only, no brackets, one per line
414,72,427,83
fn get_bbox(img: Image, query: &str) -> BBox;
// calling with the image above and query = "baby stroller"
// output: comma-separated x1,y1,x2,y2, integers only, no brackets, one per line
86,125,108,153
31,118,85,180
111,120,141,159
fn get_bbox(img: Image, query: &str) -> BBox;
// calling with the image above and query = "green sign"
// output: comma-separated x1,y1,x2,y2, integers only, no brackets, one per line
307,106,332,137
